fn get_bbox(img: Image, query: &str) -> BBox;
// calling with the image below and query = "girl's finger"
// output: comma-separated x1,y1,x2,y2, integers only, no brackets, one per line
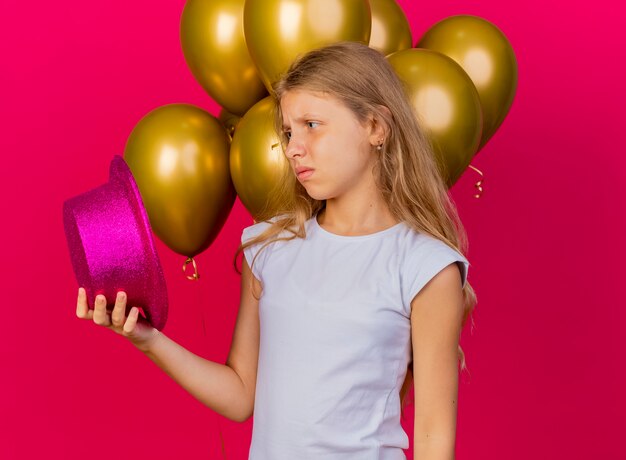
93,295,111,327
76,287,93,320
111,291,127,327
123,307,138,334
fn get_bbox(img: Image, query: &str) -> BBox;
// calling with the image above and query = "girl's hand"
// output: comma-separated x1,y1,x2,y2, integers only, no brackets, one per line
75,287,160,353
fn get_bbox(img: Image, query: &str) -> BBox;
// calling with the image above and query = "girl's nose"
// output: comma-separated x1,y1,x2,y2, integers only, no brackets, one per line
285,137,305,159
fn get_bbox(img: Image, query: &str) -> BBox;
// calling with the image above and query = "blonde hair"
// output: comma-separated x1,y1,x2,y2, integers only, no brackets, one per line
234,41,477,415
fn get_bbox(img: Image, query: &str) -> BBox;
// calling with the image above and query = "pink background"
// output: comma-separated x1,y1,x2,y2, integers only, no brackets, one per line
1,0,624,458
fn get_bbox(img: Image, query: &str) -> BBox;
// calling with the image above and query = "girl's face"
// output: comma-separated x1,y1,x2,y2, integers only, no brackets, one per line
280,89,379,201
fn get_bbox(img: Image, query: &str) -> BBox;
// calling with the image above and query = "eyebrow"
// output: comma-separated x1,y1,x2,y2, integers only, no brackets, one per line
282,113,322,129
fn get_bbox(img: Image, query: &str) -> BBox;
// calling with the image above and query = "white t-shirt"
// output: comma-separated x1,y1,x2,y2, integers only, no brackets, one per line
241,213,469,459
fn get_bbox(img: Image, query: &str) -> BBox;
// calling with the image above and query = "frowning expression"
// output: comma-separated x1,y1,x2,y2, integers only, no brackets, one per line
280,89,378,201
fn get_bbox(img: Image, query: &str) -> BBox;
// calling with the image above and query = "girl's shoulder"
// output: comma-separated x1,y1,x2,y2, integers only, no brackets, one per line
241,214,287,244
401,227,470,305
241,214,295,281
398,224,464,257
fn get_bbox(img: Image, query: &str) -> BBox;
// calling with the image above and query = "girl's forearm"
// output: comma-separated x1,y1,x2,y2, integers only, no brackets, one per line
140,332,252,422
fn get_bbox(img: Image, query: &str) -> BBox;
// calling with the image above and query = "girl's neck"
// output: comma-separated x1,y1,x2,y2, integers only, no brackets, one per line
316,201,399,237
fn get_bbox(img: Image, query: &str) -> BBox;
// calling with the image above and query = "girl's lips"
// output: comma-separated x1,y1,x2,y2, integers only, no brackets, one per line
297,169,314,180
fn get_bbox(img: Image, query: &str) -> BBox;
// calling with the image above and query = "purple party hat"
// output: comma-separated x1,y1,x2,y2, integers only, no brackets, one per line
63,155,168,330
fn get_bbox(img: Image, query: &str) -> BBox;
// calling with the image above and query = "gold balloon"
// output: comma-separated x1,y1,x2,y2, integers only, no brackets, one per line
230,97,290,219
124,104,236,257
243,0,372,92
218,108,241,141
387,48,483,186
180,0,268,116
417,15,518,150
369,0,412,56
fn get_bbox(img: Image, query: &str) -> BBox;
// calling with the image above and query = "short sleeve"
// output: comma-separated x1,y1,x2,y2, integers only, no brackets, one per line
401,237,469,316
241,220,275,281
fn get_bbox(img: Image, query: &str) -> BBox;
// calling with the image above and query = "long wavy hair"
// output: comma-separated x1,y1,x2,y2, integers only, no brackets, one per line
234,41,477,416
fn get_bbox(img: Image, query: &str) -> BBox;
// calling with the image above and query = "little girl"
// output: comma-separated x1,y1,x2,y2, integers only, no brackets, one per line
77,41,476,459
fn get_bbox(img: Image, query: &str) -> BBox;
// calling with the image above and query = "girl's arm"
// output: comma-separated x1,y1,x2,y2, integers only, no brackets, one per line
77,258,261,423
410,262,465,460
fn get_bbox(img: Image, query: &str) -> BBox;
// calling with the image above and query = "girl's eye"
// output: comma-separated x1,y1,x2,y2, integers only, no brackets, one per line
284,131,292,140
307,121,319,128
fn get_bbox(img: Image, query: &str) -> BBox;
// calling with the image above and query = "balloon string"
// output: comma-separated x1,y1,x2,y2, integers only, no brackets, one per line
217,416,228,459
467,164,484,199
226,125,235,141
183,257,200,280
190,262,228,460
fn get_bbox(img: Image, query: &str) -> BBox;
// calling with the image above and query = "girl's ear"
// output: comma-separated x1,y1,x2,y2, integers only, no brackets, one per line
368,105,392,147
